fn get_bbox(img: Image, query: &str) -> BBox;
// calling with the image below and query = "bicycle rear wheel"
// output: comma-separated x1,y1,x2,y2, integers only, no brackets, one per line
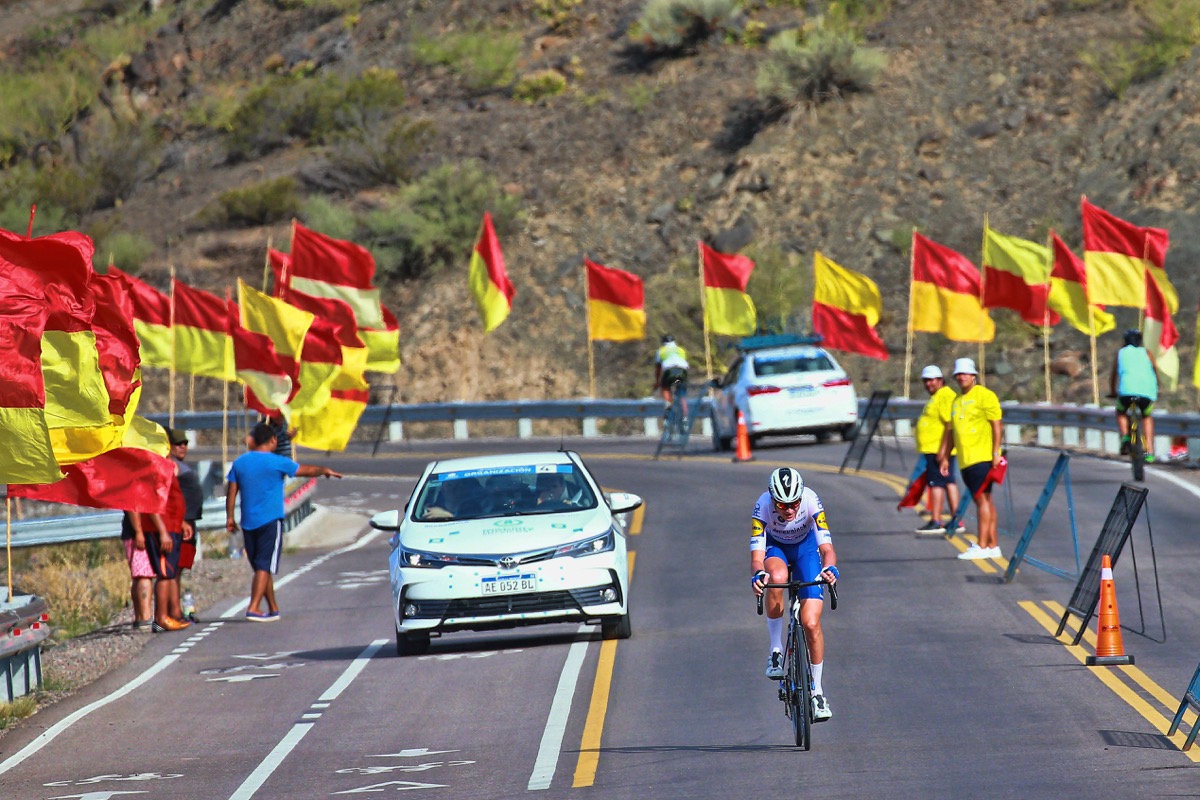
1130,415,1145,482
788,621,812,750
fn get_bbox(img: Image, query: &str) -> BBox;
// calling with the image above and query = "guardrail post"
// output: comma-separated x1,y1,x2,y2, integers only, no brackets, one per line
644,417,659,437
453,419,469,440
1084,404,1102,451
1102,430,1120,454
700,416,712,438
894,420,912,438
1153,435,1169,460
388,421,404,442
1037,424,1054,447
582,417,598,437
518,418,533,439
1005,422,1021,446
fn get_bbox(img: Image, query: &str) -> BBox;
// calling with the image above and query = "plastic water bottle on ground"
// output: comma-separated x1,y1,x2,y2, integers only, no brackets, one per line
182,589,196,622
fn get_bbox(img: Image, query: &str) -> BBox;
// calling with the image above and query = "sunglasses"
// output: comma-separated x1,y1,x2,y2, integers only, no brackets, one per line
773,500,800,510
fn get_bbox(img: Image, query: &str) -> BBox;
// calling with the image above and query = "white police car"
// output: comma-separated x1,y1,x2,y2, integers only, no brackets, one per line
370,450,640,655
710,335,859,448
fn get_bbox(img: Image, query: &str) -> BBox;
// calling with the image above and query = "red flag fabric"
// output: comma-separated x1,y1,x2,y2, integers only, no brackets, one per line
229,295,296,415
92,272,142,416
277,287,364,348
109,267,171,326
896,472,930,511
975,457,1008,499
290,223,376,289
699,241,754,291
8,448,176,514
1081,200,1169,268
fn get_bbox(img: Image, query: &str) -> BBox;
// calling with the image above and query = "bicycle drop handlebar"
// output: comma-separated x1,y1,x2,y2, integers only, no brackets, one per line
756,578,838,615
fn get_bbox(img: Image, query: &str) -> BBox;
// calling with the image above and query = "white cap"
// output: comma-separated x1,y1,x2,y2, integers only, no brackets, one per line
920,365,943,380
952,357,978,376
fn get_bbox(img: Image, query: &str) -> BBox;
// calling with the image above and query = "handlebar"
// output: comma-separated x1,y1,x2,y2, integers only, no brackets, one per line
756,578,838,615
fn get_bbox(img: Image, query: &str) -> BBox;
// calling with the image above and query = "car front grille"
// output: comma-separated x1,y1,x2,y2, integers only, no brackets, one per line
403,584,618,620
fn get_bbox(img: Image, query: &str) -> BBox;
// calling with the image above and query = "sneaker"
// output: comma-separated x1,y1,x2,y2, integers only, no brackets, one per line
131,620,153,633
246,610,280,622
152,618,190,633
984,546,1003,559
957,543,989,560
915,520,946,534
1119,437,1131,456
765,650,784,679
1144,453,1155,464
812,694,832,722
953,522,967,534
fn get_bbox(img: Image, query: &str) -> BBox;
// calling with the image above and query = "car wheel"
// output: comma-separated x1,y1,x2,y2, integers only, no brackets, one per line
815,431,833,444
600,613,632,640
840,424,857,441
395,629,431,657
711,410,732,451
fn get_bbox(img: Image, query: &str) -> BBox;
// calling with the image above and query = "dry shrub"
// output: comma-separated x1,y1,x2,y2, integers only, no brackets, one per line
19,540,129,638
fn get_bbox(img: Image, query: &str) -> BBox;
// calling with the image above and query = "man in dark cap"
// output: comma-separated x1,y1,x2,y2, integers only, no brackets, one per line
169,428,204,622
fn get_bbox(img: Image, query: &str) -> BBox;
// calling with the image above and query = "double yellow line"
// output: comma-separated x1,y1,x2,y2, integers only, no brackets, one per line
1021,599,1199,761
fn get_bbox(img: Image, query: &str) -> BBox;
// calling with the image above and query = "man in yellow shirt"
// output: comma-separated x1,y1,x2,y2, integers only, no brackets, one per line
914,365,963,534
937,358,1003,560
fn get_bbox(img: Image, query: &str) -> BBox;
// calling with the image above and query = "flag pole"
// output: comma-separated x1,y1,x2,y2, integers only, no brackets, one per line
169,265,177,430
1088,305,1100,406
699,242,713,381
224,286,232,469
583,260,596,398
1043,232,1053,404
903,233,916,399
6,497,12,605
26,204,36,238
978,218,988,387
263,236,274,293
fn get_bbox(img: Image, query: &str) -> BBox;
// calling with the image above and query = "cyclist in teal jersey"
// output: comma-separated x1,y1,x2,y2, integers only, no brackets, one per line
1109,329,1158,462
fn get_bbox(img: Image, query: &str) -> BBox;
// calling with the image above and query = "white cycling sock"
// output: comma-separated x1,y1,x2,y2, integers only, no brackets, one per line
767,615,783,653
811,661,824,695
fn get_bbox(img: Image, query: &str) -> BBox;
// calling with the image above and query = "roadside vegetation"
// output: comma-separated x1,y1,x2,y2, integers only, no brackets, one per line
1079,0,1200,98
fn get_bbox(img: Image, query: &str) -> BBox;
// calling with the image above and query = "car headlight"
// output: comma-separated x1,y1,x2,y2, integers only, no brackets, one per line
399,547,459,568
554,529,615,558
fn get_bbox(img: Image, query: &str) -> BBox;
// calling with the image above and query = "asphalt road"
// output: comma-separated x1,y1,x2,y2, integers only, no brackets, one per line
1,436,1198,799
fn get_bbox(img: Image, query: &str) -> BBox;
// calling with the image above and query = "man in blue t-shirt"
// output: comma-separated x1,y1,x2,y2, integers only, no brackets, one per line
226,422,343,621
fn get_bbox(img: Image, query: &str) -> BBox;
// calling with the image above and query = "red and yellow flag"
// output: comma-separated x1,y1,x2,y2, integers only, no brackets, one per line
1145,275,1179,392
699,241,756,336
172,279,235,381
585,259,645,342
1046,231,1115,336
0,266,58,483
981,225,1058,326
238,279,314,414
468,212,514,333
1081,198,1175,312
812,252,888,360
910,232,994,342
92,272,142,419
286,224,385,329
110,267,173,368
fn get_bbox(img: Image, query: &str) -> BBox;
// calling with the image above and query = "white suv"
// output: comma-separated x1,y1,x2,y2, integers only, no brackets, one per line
709,336,859,449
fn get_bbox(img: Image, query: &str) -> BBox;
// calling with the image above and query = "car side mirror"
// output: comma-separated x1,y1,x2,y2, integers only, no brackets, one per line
608,492,643,513
370,510,401,531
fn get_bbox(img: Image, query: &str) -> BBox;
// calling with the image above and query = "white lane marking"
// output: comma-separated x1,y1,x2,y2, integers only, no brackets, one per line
527,625,593,791
1144,466,1200,500
0,655,180,776
227,639,387,800
221,530,383,618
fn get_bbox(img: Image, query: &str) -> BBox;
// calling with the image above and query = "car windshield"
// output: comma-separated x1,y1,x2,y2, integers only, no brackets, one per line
752,354,835,377
411,464,599,521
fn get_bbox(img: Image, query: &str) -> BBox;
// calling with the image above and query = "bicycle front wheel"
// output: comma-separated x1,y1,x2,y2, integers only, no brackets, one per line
1130,419,1145,482
788,622,812,750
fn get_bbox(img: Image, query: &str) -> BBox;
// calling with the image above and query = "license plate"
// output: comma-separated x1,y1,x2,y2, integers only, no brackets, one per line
789,386,817,397
482,573,537,595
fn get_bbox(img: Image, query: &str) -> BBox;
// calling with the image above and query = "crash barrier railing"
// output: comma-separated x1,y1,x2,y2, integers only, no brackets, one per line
1167,663,1200,751
0,593,50,702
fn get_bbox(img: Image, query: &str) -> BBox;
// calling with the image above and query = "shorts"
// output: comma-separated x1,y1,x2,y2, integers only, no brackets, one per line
123,538,155,579
923,454,956,488
1116,395,1153,416
763,537,825,601
144,531,183,580
660,367,688,391
244,519,283,574
961,462,993,498
178,535,197,571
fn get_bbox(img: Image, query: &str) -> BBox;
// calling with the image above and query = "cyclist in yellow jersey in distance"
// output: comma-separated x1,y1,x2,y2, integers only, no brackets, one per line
654,334,690,418
1109,329,1158,463
751,467,839,721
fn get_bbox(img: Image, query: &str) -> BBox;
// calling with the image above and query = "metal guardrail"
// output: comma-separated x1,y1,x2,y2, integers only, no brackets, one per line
0,594,50,702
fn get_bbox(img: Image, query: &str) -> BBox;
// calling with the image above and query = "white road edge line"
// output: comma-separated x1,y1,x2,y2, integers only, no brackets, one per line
227,639,387,800
221,529,383,618
527,625,593,791
0,654,180,776
1143,467,1200,501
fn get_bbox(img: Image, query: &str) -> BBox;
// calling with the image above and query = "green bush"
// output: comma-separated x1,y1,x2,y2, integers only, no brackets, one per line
223,69,407,160
756,21,887,109
1080,0,1200,97
298,195,358,240
411,29,521,91
632,0,738,51
94,230,155,271
325,116,435,188
0,190,76,238
200,175,302,227
513,69,568,103
534,0,584,34
363,160,522,281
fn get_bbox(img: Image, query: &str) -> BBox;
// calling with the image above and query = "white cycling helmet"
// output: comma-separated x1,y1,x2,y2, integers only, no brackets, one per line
769,467,804,504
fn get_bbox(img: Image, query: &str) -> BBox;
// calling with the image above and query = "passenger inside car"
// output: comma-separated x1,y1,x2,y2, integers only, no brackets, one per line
421,477,485,520
534,473,574,510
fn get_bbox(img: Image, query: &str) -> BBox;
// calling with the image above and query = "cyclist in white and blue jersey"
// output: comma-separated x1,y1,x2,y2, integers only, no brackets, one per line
751,467,839,721
1109,329,1158,463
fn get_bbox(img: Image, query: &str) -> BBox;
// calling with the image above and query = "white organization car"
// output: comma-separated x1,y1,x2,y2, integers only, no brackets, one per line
370,450,642,655
710,335,859,449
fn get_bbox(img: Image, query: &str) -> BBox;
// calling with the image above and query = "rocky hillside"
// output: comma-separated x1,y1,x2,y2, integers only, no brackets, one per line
3,0,1199,412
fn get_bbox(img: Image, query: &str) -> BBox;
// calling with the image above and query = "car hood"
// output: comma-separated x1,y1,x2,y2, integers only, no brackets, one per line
401,507,613,555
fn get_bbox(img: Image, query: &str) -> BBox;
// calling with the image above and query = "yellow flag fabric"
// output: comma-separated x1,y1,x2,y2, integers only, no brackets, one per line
469,250,512,333
704,287,757,337
589,299,647,342
0,407,62,484
362,327,401,373
293,393,368,452
238,280,313,358
813,252,882,325
173,326,235,381
48,381,146,466
133,319,173,368
910,282,995,342
1083,251,1148,309
1047,279,1115,336
41,330,112,430
1145,316,1179,393
288,275,385,330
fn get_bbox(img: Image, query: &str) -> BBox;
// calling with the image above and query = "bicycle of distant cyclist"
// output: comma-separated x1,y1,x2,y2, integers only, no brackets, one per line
1110,393,1148,482
756,572,838,750
654,377,690,458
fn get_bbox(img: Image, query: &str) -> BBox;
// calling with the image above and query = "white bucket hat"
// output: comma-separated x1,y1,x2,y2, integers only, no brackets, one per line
920,365,943,380
952,357,978,376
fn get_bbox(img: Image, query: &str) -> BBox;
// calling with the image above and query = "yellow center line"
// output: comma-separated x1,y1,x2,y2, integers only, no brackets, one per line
573,551,634,787
1019,600,1200,760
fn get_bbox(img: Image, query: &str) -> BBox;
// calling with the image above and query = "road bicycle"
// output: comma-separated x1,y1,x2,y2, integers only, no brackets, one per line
1110,393,1149,483
756,573,838,750
654,377,690,458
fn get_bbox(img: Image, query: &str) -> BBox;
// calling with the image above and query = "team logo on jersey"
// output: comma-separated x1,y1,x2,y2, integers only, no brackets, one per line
815,511,828,529
752,519,764,536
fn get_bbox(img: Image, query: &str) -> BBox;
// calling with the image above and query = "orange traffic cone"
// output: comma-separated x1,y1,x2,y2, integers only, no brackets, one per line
1086,554,1133,666
733,410,754,463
